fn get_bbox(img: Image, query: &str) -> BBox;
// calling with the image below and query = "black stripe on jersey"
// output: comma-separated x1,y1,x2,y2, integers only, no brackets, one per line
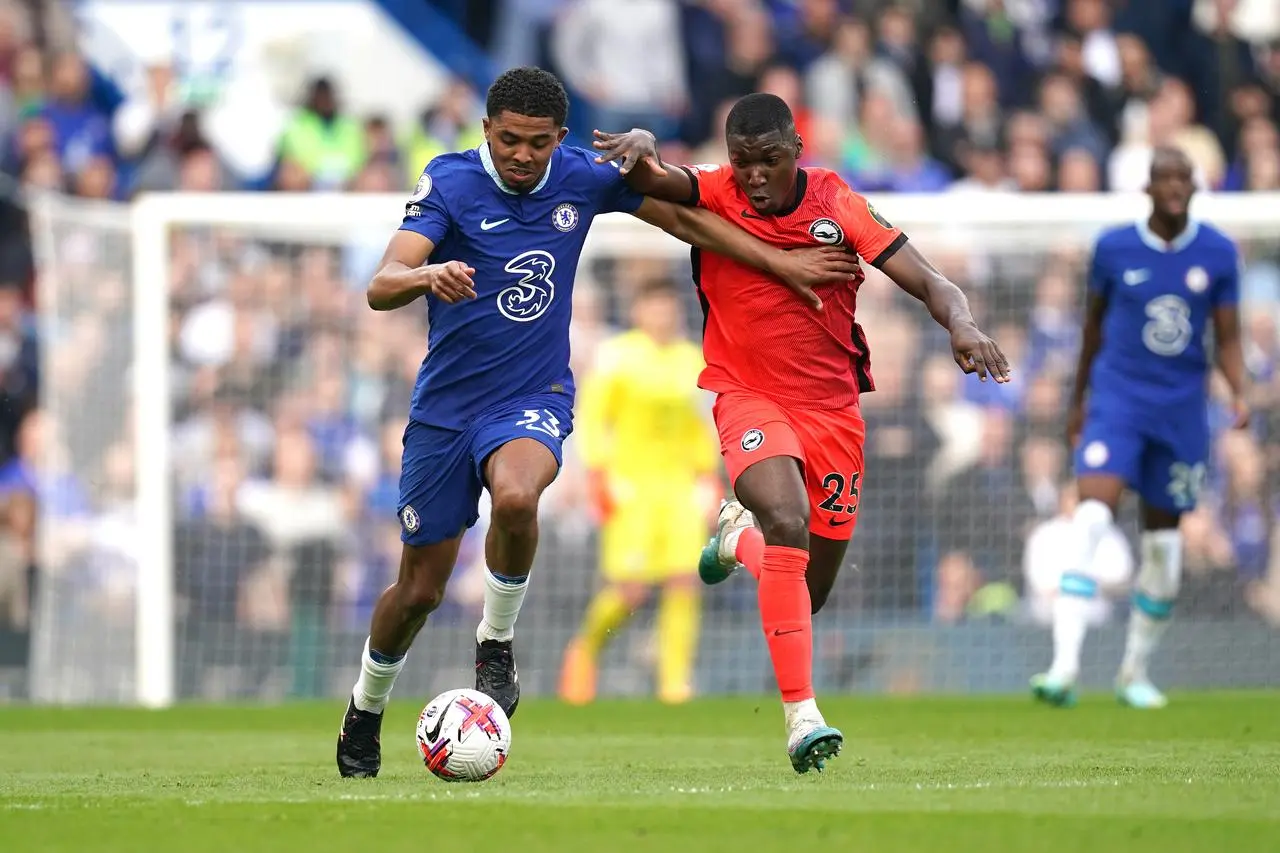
677,166,701,207
690,247,710,335
871,233,908,269
851,322,875,393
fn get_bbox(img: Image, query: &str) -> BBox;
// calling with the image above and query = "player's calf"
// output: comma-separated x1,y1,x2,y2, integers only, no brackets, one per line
807,535,849,614
339,540,458,778
1117,524,1182,705
475,439,561,718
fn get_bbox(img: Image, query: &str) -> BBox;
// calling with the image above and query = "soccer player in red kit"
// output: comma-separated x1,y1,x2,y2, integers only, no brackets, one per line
595,94,1010,773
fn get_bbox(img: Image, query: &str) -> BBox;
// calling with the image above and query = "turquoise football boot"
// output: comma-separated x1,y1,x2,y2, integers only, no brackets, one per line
1116,679,1168,709
1030,672,1077,708
697,499,755,586
787,723,844,774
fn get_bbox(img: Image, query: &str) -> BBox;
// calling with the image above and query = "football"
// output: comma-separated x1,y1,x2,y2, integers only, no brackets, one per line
416,688,511,782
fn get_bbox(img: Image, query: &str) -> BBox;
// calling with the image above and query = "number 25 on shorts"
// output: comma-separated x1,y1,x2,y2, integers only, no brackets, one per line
819,471,860,515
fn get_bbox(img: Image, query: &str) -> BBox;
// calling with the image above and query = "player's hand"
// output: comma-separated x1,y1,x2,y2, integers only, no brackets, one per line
1230,394,1251,430
593,129,665,177
950,321,1011,383
1066,402,1085,448
426,261,476,304
769,246,862,310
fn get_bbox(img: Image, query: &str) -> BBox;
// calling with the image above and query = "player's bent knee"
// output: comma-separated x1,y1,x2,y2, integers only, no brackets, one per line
399,581,447,617
396,542,456,618
489,484,540,531
756,510,809,550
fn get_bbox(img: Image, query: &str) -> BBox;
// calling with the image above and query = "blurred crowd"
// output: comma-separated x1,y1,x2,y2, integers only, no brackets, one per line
2,0,1280,698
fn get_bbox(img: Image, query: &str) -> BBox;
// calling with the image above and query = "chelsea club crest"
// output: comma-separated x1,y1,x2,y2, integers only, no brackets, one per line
552,203,579,232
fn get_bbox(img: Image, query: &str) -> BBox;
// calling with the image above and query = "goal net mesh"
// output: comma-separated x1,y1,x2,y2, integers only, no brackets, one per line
27,193,1280,704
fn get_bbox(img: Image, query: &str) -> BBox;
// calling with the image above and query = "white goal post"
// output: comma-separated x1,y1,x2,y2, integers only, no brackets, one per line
30,190,1280,707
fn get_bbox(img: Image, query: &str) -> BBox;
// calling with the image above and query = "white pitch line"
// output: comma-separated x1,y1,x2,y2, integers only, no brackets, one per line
3,776,1185,810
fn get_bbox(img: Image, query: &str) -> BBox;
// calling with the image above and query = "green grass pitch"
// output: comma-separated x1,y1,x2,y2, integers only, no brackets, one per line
2,693,1277,852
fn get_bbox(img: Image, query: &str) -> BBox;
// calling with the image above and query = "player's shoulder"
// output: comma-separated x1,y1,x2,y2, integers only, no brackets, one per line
421,148,480,177
414,149,482,193
685,162,735,191
1092,222,1143,255
806,167,853,192
1094,222,1140,246
555,144,624,185
1191,221,1239,256
555,145,597,170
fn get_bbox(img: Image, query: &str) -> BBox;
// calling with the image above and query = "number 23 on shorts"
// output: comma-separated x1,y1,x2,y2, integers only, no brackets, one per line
516,409,561,438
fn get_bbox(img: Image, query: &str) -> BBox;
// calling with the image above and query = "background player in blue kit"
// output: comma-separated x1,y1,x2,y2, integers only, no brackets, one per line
336,67,862,777
1032,147,1250,710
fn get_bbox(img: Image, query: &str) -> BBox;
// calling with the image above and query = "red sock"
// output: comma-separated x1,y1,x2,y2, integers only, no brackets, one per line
757,544,813,703
734,527,765,580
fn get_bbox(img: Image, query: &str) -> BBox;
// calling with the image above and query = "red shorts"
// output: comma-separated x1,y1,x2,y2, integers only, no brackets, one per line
712,390,866,541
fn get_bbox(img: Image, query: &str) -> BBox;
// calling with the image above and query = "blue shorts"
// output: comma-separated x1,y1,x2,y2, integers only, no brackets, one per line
397,394,574,546
1073,401,1209,514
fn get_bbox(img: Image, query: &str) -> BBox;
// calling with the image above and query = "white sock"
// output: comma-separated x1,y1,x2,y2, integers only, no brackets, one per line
1047,499,1114,683
1120,529,1182,684
476,568,529,643
783,697,822,732
352,637,406,714
1049,593,1092,683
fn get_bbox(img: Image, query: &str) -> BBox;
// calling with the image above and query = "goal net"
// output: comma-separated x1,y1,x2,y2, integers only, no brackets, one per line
27,190,1280,706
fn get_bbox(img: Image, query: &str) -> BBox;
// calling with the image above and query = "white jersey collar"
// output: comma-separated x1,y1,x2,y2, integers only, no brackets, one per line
479,142,553,195
1136,218,1200,253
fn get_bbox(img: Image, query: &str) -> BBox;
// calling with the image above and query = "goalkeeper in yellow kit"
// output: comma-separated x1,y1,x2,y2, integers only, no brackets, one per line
559,279,720,704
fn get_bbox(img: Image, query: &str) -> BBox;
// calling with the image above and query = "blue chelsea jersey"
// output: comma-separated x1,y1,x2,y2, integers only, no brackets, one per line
399,144,644,430
1087,219,1240,408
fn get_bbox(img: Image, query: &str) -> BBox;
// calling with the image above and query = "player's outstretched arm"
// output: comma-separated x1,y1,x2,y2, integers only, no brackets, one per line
367,231,476,310
880,243,1011,383
631,197,859,309
593,129,695,203
1213,304,1250,429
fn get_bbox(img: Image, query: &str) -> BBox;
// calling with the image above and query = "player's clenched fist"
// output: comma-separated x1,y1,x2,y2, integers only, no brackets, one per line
950,320,1012,383
425,260,477,303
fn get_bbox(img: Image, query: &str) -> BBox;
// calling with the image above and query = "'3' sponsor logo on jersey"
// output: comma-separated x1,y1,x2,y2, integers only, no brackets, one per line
499,250,556,322
1141,294,1193,357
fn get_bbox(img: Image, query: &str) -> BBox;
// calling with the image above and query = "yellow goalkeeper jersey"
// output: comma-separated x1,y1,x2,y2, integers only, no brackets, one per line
576,330,718,487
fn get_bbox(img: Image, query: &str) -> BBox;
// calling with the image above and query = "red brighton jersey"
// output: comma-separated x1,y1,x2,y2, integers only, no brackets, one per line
683,165,906,410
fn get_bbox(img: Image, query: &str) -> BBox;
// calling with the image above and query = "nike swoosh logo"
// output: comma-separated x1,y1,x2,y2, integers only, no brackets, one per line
423,705,447,743
828,517,852,527
480,218,510,231
740,209,765,220
772,628,803,636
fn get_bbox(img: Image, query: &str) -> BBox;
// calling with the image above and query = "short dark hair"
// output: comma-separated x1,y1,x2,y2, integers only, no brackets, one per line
486,67,568,127
1150,145,1193,178
726,93,795,139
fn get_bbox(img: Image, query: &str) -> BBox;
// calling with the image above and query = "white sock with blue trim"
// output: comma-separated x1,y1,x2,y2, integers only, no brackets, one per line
476,568,529,643
1119,529,1182,685
1047,499,1115,684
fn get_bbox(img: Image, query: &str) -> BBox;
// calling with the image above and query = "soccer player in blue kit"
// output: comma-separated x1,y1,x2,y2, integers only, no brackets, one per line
337,67,862,777
1032,147,1249,710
